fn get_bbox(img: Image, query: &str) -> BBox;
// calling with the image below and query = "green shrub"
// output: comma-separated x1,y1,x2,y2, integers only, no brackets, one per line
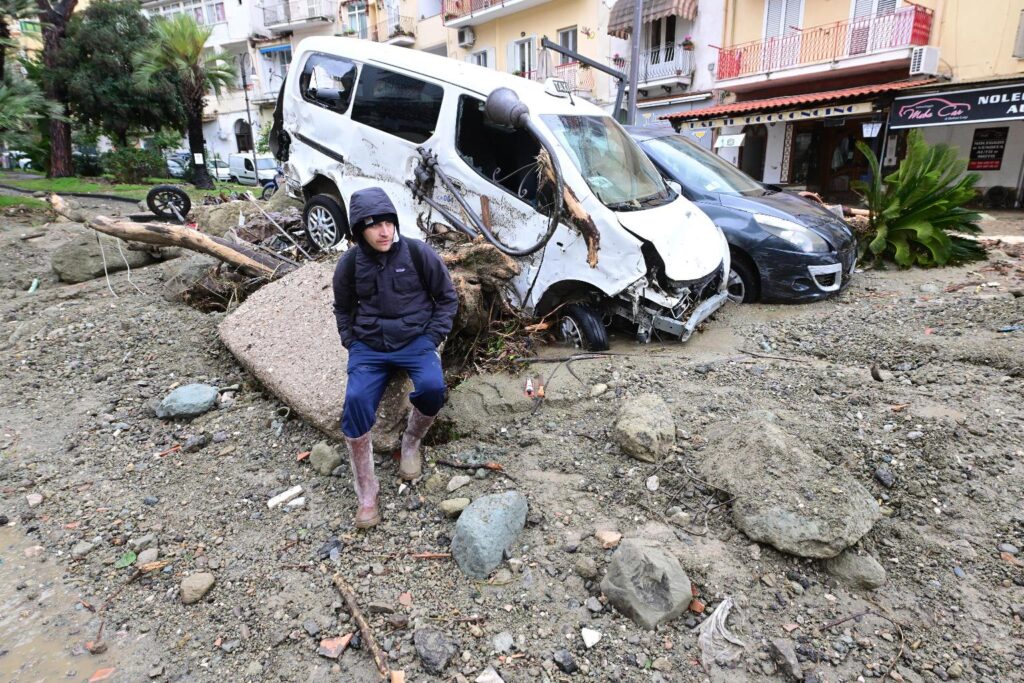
853,130,986,268
102,147,163,183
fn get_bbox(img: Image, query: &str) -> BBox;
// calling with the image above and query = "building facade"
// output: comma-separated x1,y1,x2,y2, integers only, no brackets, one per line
664,0,1024,204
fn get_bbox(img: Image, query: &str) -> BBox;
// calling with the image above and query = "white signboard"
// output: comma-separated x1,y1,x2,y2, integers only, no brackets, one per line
714,134,746,148
679,102,875,130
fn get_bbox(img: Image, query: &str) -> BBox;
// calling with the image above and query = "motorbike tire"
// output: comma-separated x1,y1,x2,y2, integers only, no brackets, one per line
146,185,192,221
559,303,609,351
261,183,277,201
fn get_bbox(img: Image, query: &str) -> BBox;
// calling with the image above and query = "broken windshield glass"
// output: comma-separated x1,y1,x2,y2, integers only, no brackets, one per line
541,115,671,210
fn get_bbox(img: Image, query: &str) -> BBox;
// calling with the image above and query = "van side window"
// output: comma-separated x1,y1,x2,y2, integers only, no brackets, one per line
299,53,357,114
455,95,545,205
350,65,443,143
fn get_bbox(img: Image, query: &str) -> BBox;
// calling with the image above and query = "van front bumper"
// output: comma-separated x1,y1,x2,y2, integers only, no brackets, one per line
651,290,730,341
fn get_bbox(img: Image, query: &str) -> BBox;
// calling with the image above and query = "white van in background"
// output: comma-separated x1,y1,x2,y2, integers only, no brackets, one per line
228,153,278,185
271,37,730,348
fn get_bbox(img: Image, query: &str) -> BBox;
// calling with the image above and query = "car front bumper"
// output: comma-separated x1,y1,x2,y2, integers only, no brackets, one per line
757,244,857,304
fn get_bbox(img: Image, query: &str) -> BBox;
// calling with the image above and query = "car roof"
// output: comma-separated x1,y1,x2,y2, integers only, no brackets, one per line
294,36,607,119
623,124,678,143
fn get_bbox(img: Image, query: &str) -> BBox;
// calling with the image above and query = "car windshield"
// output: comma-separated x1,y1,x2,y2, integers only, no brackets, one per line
540,115,672,210
641,135,765,197
211,160,227,168
257,158,278,170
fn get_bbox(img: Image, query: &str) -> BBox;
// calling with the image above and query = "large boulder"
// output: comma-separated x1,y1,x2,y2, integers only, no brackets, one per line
700,412,880,559
440,374,572,437
451,491,527,579
600,538,692,630
52,234,157,283
162,254,218,302
218,262,410,448
613,393,675,462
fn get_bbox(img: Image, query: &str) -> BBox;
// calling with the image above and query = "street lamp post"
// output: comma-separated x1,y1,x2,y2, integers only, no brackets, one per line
627,0,643,126
238,52,259,184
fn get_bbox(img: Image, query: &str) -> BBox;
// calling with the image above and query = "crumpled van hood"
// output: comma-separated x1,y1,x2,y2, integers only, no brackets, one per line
616,197,724,282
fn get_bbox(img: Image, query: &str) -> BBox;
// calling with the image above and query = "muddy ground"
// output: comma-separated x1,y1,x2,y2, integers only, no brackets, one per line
1,195,1022,683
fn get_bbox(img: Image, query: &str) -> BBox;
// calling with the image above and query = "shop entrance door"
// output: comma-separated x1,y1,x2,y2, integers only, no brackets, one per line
789,119,872,200
739,124,768,180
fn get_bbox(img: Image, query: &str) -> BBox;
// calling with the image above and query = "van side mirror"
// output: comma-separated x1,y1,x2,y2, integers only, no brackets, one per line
485,87,530,130
311,87,343,106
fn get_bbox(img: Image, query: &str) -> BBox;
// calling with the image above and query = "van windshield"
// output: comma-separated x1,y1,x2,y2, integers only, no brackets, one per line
541,115,672,211
641,135,765,197
257,158,278,170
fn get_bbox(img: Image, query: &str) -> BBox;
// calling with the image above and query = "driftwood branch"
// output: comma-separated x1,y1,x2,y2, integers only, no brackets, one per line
333,574,390,679
537,149,601,267
49,194,296,279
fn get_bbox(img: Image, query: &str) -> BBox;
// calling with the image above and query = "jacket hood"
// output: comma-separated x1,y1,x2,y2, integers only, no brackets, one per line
348,187,400,241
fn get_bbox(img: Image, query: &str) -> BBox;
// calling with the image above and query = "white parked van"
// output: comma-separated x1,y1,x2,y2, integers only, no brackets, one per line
271,37,730,346
228,153,279,185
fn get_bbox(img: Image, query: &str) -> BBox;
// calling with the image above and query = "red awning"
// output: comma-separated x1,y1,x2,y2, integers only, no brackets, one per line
662,80,935,122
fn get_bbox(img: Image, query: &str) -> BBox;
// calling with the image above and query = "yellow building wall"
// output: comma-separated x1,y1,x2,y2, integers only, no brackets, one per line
728,0,766,46
415,14,448,50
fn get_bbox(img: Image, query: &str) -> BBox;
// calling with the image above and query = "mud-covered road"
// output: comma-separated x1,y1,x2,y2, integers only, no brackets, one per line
1,196,1022,683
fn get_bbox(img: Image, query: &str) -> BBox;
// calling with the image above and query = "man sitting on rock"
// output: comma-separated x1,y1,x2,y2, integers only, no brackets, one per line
332,187,458,528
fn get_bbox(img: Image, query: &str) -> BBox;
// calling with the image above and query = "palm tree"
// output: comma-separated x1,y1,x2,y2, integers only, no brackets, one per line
135,13,234,189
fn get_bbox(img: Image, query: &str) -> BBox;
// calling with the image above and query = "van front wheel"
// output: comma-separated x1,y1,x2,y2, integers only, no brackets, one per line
303,194,347,252
559,303,609,351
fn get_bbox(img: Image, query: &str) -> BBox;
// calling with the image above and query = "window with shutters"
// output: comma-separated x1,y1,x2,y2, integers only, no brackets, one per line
850,0,901,54
1014,10,1024,58
557,27,577,65
763,0,801,69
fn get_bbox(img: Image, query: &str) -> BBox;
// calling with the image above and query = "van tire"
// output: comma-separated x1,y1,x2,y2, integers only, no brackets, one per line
303,194,347,252
229,175,238,184
559,303,609,351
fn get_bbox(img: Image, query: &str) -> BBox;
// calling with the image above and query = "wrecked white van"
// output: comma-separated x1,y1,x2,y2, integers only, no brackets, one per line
270,37,729,348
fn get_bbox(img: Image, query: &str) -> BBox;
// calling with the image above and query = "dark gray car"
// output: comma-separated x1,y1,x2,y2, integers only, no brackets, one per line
628,126,856,304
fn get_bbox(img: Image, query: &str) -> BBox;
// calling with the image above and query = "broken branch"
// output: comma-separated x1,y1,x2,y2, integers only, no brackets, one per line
333,574,390,679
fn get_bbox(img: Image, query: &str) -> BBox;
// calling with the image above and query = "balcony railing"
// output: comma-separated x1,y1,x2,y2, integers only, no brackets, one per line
442,0,517,23
372,15,415,42
262,0,336,28
717,4,933,80
548,61,595,93
614,45,695,85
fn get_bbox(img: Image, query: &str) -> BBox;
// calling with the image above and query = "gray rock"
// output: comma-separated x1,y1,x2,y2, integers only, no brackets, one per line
824,549,887,589
71,541,95,559
700,413,880,559
997,543,1019,555
136,548,159,566
155,384,219,419
552,649,578,674
451,491,528,579
162,254,217,302
447,475,472,492
180,572,216,604
613,394,675,462
769,638,803,680
492,631,514,653
129,533,157,551
874,466,895,488
600,538,691,630
574,556,598,580
413,627,457,675
585,596,604,613
51,234,157,284
310,441,342,476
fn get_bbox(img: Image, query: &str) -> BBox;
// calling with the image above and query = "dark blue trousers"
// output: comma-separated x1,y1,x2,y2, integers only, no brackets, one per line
341,335,447,438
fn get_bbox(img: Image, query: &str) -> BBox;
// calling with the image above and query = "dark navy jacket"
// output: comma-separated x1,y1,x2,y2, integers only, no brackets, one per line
332,236,457,352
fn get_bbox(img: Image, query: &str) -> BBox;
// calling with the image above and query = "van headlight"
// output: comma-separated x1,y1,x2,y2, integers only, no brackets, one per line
753,213,829,253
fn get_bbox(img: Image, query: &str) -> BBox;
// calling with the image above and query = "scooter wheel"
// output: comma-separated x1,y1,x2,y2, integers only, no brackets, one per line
260,183,277,201
146,185,192,221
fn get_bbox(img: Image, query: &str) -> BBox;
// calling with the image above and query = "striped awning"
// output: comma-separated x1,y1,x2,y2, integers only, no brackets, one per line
607,0,698,39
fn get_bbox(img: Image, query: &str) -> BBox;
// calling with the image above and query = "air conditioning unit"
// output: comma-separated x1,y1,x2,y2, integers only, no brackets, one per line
457,27,475,48
909,46,940,76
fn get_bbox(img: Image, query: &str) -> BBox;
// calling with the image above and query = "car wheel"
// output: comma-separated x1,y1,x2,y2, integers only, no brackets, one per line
727,253,760,304
303,194,348,252
146,185,192,221
229,175,238,184
559,303,609,351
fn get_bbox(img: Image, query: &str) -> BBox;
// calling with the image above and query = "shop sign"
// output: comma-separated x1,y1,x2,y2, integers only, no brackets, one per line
714,134,746,148
967,127,1008,171
678,102,874,130
889,82,1024,129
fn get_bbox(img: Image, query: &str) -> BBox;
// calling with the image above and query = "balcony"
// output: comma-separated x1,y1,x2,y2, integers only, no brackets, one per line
372,15,415,46
716,5,933,91
620,45,695,91
548,61,595,94
441,0,551,28
261,0,337,32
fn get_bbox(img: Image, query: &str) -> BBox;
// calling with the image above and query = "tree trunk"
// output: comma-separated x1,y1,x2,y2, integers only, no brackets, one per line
37,0,78,178
0,21,9,76
186,102,214,190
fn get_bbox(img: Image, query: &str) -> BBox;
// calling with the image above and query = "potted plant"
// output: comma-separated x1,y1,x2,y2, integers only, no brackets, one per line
681,35,695,51
612,52,626,67
512,69,524,77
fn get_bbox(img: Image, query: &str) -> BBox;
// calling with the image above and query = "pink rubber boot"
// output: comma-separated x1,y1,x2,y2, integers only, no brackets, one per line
345,433,380,528
399,406,436,481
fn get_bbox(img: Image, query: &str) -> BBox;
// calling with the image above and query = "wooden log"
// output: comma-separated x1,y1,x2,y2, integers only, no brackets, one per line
49,194,296,280
536,150,600,267
333,574,390,679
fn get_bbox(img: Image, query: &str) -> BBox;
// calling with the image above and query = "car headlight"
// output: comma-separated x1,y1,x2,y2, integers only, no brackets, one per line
752,213,830,253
